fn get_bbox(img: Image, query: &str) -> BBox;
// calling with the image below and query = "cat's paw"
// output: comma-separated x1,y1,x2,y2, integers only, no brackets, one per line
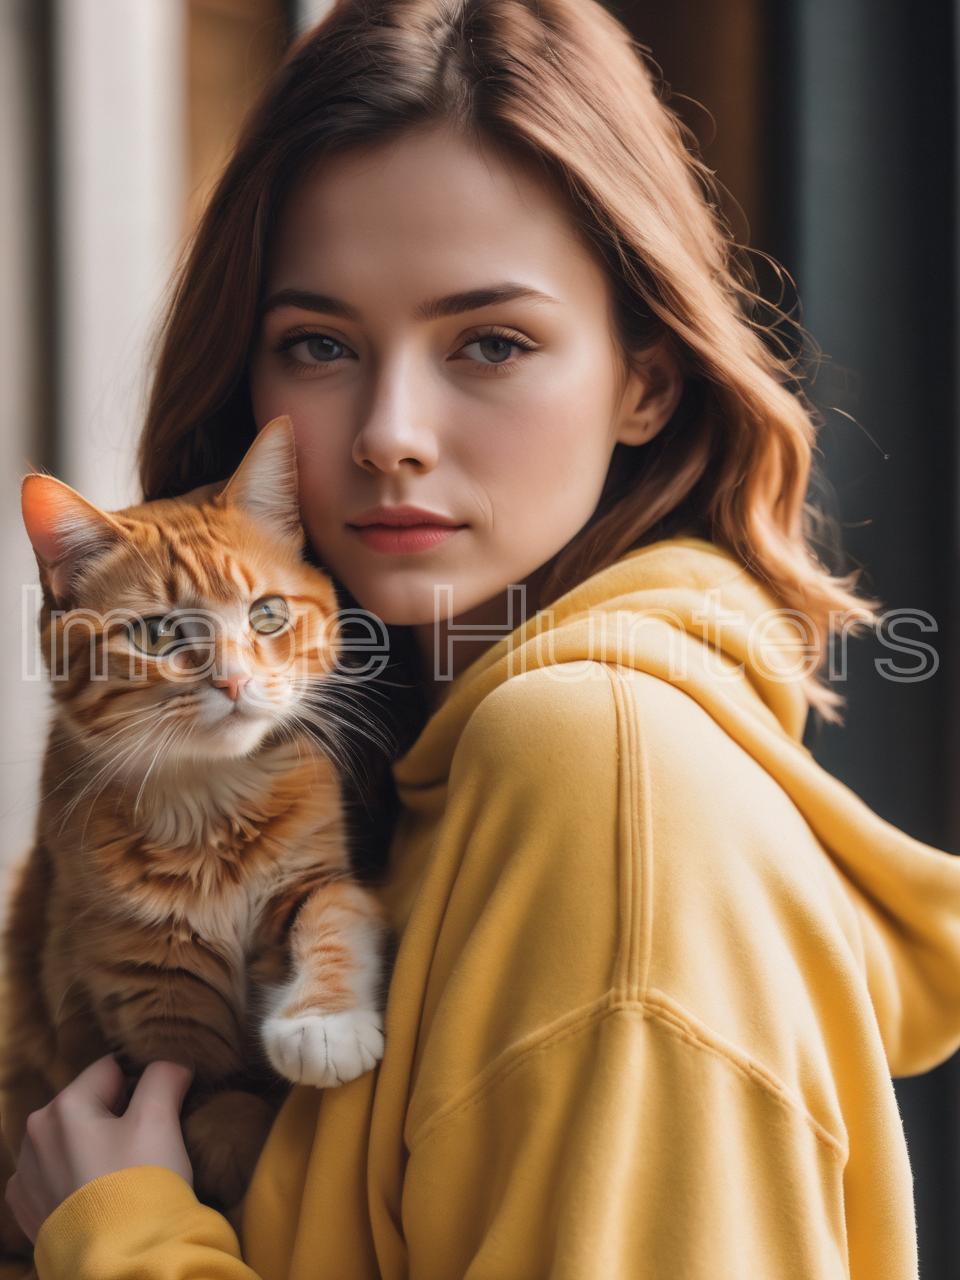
262,1008,384,1087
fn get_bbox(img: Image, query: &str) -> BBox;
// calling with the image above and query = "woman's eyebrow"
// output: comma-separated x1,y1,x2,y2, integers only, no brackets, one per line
415,284,559,321
260,283,558,323
261,288,362,321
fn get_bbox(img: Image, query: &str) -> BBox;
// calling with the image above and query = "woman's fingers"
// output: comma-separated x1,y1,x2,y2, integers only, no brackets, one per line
122,1062,195,1186
61,1054,127,1118
126,1060,194,1122
5,1057,198,1241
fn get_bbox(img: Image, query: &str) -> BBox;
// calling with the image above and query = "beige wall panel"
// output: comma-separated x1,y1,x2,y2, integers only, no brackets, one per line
622,0,766,248
187,0,287,228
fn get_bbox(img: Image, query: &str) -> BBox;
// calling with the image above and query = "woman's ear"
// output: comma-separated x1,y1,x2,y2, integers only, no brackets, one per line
614,342,684,447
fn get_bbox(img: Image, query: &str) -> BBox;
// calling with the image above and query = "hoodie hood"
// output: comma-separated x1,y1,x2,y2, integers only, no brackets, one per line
395,538,960,1075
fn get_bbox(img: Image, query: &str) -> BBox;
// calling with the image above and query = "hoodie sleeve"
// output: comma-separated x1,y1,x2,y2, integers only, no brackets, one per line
35,1168,259,1280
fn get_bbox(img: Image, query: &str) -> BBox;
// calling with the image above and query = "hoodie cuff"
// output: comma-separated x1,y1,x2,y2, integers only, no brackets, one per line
35,1167,244,1279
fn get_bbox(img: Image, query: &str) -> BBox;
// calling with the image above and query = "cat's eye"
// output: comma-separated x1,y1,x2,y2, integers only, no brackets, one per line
128,616,184,657
249,596,289,635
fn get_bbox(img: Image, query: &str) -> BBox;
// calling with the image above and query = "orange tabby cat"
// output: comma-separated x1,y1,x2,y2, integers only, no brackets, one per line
0,417,385,1242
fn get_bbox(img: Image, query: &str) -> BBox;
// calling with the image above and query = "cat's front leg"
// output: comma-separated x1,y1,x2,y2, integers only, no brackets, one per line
261,880,386,1088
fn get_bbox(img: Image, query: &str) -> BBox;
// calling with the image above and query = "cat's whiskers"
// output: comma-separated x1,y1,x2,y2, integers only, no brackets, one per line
298,679,393,752
295,694,387,749
78,685,192,738
133,720,187,817
78,697,191,764
54,711,173,827
56,699,200,831
286,706,387,791
70,731,166,841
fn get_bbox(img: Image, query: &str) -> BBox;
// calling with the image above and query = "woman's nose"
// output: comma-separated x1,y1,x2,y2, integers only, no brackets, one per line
352,354,440,475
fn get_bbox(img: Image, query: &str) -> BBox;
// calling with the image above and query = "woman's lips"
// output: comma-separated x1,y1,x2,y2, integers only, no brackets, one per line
353,524,464,554
348,506,468,556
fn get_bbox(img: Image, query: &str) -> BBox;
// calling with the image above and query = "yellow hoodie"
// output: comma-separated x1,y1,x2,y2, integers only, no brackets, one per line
30,540,960,1280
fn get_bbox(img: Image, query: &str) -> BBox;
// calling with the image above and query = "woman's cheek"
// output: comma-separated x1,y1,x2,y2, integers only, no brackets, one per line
481,380,614,498
473,434,612,573
292,410,354,492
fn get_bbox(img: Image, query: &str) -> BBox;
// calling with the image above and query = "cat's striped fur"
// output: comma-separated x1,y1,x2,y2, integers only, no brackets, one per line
0,420,385,1241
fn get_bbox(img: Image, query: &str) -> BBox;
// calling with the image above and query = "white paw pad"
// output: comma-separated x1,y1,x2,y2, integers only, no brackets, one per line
262,1008,384,1087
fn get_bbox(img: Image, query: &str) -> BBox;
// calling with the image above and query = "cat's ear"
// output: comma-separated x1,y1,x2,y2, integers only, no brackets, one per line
21,475,125,604
219,416,302,543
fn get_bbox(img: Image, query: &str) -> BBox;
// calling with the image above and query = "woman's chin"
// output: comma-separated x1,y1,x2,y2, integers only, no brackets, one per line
339,584,445,629
342,573,520,630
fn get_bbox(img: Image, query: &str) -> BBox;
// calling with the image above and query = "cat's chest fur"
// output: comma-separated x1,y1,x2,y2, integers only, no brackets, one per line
48,731,347,960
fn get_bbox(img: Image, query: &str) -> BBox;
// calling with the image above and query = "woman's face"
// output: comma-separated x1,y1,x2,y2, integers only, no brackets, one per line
250,128,681,626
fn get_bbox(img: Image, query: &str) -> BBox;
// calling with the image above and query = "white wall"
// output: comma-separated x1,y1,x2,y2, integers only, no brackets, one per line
56,0,186,511
0,0,48,867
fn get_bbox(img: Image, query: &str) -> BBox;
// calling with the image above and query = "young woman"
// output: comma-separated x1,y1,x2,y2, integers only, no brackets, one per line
9,1,960,1276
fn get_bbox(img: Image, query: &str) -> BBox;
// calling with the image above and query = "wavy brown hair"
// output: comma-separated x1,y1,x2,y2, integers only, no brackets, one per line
140,0,870,712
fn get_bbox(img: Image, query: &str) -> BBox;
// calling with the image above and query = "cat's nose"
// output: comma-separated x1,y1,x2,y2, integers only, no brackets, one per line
213,671,252,701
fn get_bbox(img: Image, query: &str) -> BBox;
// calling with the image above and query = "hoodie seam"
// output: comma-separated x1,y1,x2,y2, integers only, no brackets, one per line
405,992,847,1165
642,988,848,1162
607,666,654,996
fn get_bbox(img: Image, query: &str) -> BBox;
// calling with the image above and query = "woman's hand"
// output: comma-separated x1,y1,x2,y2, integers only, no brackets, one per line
5,1055,194,1243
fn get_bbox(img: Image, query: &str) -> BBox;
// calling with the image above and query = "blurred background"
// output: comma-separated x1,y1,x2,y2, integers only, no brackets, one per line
0,0,958,1272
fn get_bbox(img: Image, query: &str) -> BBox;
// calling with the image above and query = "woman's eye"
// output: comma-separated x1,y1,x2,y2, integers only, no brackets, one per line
128,617,182,657
286,335,350,365
461,337,521,365
249,596,290,635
